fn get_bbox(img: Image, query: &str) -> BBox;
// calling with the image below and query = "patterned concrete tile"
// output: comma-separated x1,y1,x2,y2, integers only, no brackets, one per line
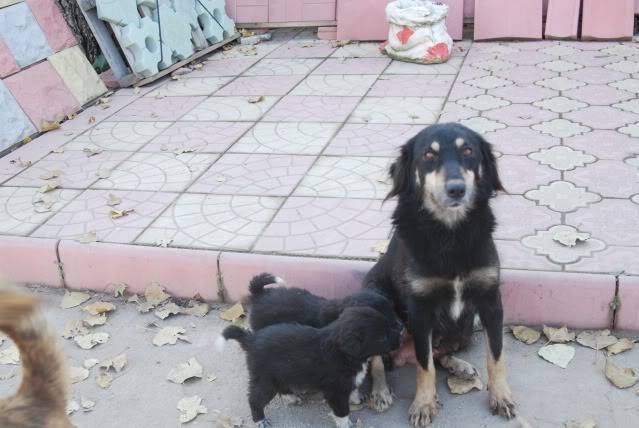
268,40,336,58
601,44,639,57
465,75,514,90
182,96,279,121
457,66,491,82
502,51,554,66
349,97,444,124
447,83,485,102
312,58,391,75
538,44,580,57
532,118,591,138
484,127,559,155
91,153,218,192
189,153,315,196
564,67,628,85
493,194,560,240
215,75,305,96
610,78,639,93
324,124,423,157
619,122,639,137
529,146,596,171
368,75,455,97
498,155,560,194
143,122,253,153
533,96,587,113
331,43,387,58
6,151,131,189
65,122,171,151
294,156,392,199
136,194,283,250
525,181,601,213
564,130,639,160
47,46,107,105
632,194,639,205
565,160,639,198
470,58,514,71
522,224,606,264
605,60,639,74
291,74,377,96
146,77,232,97
488,84,558,104
568,246,639,275
0,187,79,236
563,51,623,67
459,117,507,134
483,104,557,127
253,197,393,258
564,106,637,130
31,189,177,243
384,57,463,75
264,96,360,122
0,80,36,150
58,95,136,132
535,76,585,91
0,2,52,67
566,199,639,246
244,58,322,75
439,104,477,122
492,65,557,85
457,94,510,111
495,240,561,271
111,96,205,121
189,57,259,77
230,122,339,155
612,99,639,114
537,60,583,72
559,42,618,52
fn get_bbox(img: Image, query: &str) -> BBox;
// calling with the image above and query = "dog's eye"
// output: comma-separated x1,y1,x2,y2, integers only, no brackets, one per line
462,147,473,157
424,151,437,161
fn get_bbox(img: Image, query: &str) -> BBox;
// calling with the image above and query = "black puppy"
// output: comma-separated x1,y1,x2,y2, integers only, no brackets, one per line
218,307,403,428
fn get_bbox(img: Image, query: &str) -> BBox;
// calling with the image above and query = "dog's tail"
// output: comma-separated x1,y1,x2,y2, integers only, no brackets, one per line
0,289,69,413
248,273,285,295
216,325,253,352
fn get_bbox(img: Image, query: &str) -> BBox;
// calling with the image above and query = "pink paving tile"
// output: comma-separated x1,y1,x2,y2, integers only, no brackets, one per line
58,241,220,300
267,40,337,58
0,36,19,78
0,128,76,172
488,84,558,104
59,95,138,132
188,153,315,196
565,160,639,198
438,104,477,122
253,197,394,258
498,155,560,194
368,74,455,97
483,104,558,127
457,65,491,82
563,130,639,160
564,67,628,85
324,124,422,157
4,61,79,130
215,75,305,96
189,57,259,77
5,150,131,189
566,199,639,246
493,65,558,86
564,106,637,130
617,276,639,330
563,84,634,105
312,58,391,75
143,121,252,153
0,236,62,287
544,0,580,40
110,96,205,121
563,51,624,67
25,0,76,52
31,189,178,243
559,41,619,51
581,0,634,40
502,51,555,66
569,246,639,276
474,0,542,40
219,251,373,301
495,240,561,271
484,126,559,155
447,83,485,102
493,195,560,240
501,270,614,328
263,95,360,122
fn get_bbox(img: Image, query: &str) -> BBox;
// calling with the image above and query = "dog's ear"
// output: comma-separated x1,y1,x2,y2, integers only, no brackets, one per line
385,138,416,201
476,133,504,194
334,325,364,359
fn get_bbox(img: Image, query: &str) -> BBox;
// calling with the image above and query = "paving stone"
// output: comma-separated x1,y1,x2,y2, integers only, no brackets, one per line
182,96,278,121
535,76,585,91
230,122,339,155
565,160,639,198
144,122,252,153
484,126,559,155
565,199,639,246
483,104,557,127
502,51,554,66
538,44,580,57
525,181,601,213
605,60,639,74
459,117,507,134
268,40,336,58
498,155,560,194
110,96,204,121
492,65,557,85
569,246,639,275
564,130,639,160
563,51,623,67
528,146,596,171
349,97,444,124
496,239,561,271
612,98,639,114
0,80,36,150
146,77,232,97
324,124,423,157
469,58,514,71
531,118,591,138
439,104,477,122
564,105,637,129
244,58,322,76
368,75,455,97
619,122,639,137
190,57,258,77
465,75,514,90
564,67,628,85
47,46,107,105
291,74,377,96
65,121,171,152
312,58,391,75
610,78,639,93
522,224,606,264
537,59,583,72
563,84,633,105
533,96,587,113
457,94,510,111
0,2,52,67
331,42,387,58
25,0,76,52
216,75,305,96
0,35,19,78
600,44,639,57
488,84,558,104
447,83,485,102
492,194,560,240
384,57,463,75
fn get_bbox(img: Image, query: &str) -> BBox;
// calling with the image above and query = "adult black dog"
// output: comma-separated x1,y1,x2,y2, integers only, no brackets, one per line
364,123,515,426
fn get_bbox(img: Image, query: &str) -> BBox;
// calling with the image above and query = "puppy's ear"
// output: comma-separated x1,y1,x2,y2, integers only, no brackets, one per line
385,138,416,201
476,133,504,194
334,326,364,359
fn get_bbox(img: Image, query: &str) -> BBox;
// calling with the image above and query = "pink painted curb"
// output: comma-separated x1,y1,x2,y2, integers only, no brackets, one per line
0,236,62,288
617,275,639,330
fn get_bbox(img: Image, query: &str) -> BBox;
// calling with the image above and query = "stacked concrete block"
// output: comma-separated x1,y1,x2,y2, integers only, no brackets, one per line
0,2,53,67
0,80,36,149
48,46,108,105
25,0,77,51
0,36,19,78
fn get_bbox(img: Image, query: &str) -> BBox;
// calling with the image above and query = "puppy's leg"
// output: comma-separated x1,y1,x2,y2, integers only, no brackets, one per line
325,390,353,428
249,380,277,427
368,355,393,412
477,288,515,419
437,355,477,380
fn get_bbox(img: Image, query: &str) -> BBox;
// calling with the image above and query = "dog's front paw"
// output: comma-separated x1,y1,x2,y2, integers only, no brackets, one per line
408,395,440,427
368,386,394,412
488,383,516,419
256,418,272,428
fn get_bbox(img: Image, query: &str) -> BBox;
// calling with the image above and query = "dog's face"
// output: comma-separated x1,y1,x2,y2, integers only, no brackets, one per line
332,307,403,360
387,123,503,227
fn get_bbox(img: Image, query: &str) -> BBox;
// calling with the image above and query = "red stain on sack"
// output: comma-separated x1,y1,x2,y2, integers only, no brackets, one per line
396,26,415,44
426,42,450,61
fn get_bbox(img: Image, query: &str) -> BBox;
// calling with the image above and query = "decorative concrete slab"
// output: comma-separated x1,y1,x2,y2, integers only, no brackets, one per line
493,194,560,239
368,75,455,97
522,224,606,264
190,57,259,77
0,80,36,150
528,146,596,171
182,96,279,121
566,199,639,246
291,74,377,97
488,84,558,104
498,154,560,194
331,43,386,58
65,121,171,152
564,130,639,160
216,75,305,96
496,240,562,271
564,105,637,130
324,124,422,157
25,0,76,52
349,97,444,124
244,58,322,76
565,160,639,198
264,96,360,122
143,121,252,153
531,118,591,138
525,181,601,213
0,36,19,78
459,117,507,134
533,96,588,113
486,127,560,156
230,122,339,155
111,96,205,121
312,58,391,75
267,40,336,58
0,2,52,67
483,104,557,126
457,94,510,112
146,77,232,97
384,57,463,75
536,76,585,91
493,65,557,85
565,67,627,85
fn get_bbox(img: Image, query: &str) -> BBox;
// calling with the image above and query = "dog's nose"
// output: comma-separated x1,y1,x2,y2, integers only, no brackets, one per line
446,180,466,199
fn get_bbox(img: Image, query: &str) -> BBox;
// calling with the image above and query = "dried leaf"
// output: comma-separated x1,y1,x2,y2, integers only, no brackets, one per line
207,374,217,383
605,360,638,389
66,113,77,120
219,303,244,322
538,344,575,368
576,330,618,350
22,136,32,144
69,366,89,384
39,169,63,180
372,240,389,255
76,231,98,244
133,87,141,94
155,302,183,320
543,325,575,343
95,372,113,389
184,302,209,317
108,283,128,298
447,374,483,394
84,359,99,369
83,147,103,157
564,419,597,428
156,238,173,247
146,284,171,306
0,346,20,365
88,116,96,124
66,400,80,415
41,120,61,132
100,353,127,373
334,39,351,47
60,292,91,309
167,358,203,384
33,201,54,213
81,397,96,411
106,193,121,207
553,230,590,247
0,370,16,381
137,301,155,313
248,95,264,104
178,396,207,423
215,175,226,182
153,326,189,347
173,147,196,155
127,294,140,304
62,320,89,339
212,410,243,428
110,208,134,219
96,168,111,179
11,158,32,168
511,326,541,345
39,182,60,193
83,301,116,316
74,333,110,350
607,338,635,355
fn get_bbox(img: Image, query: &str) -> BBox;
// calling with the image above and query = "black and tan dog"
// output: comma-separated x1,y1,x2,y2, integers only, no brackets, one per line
364,123,515,426
0,289,72,428
218,307,403,428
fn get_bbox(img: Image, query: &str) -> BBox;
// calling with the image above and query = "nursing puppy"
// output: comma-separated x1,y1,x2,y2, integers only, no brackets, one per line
218,307,403,428
0,290,72,428
364,123,514,426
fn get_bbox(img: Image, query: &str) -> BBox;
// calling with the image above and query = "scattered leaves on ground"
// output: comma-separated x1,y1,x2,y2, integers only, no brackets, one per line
108,283,128,298
511,326,541,345
39,169,63,180
184,302,209,317
167,358,203,384
153,326,189,347
607,338,635,355
106,193,122,207
156,238,173,248
100,353,128,373
447,374,483,394
219,303,244,322
60,292,91,309
83,301,116,316
66,400,80,415
69,366,90,384
137,301,155,313
333,39,351,47
538,344,575,368
605,360,638,389
576,330,618,350
74,333,110,350
0,346,20,365
553,230,590,247
84,358,99,369
81,397,96,411
146,284,171,307
248,95,264,103
110,208,135,219
212,410,241,428
543,325,575,343
563,418,597,428
51,146,65,154
62,320,89,339
88,116,96,124
96,372,113,389
178,396,207,423
41,120,61,132
155,302,184,320
11,158,32,168
173,147,196,155
83,147,103,157
76,230,98,244
96,168,111,179
39,182,60,193
83,315,105,327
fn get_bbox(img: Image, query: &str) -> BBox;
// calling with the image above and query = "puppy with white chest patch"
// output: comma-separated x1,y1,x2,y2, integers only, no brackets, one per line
363,123,515,426
217,307,403,428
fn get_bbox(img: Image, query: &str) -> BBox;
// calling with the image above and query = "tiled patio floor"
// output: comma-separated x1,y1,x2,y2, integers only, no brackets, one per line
1,29,638,275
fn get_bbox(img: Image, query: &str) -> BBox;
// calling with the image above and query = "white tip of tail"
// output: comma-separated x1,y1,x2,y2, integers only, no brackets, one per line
215,335,227,353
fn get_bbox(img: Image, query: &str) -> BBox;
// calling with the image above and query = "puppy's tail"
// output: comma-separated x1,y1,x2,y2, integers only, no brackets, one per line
0,289,69,413
216,325,252,352
248,273,285,295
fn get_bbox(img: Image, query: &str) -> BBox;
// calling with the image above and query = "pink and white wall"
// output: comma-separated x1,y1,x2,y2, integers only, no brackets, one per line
0,0,106,152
